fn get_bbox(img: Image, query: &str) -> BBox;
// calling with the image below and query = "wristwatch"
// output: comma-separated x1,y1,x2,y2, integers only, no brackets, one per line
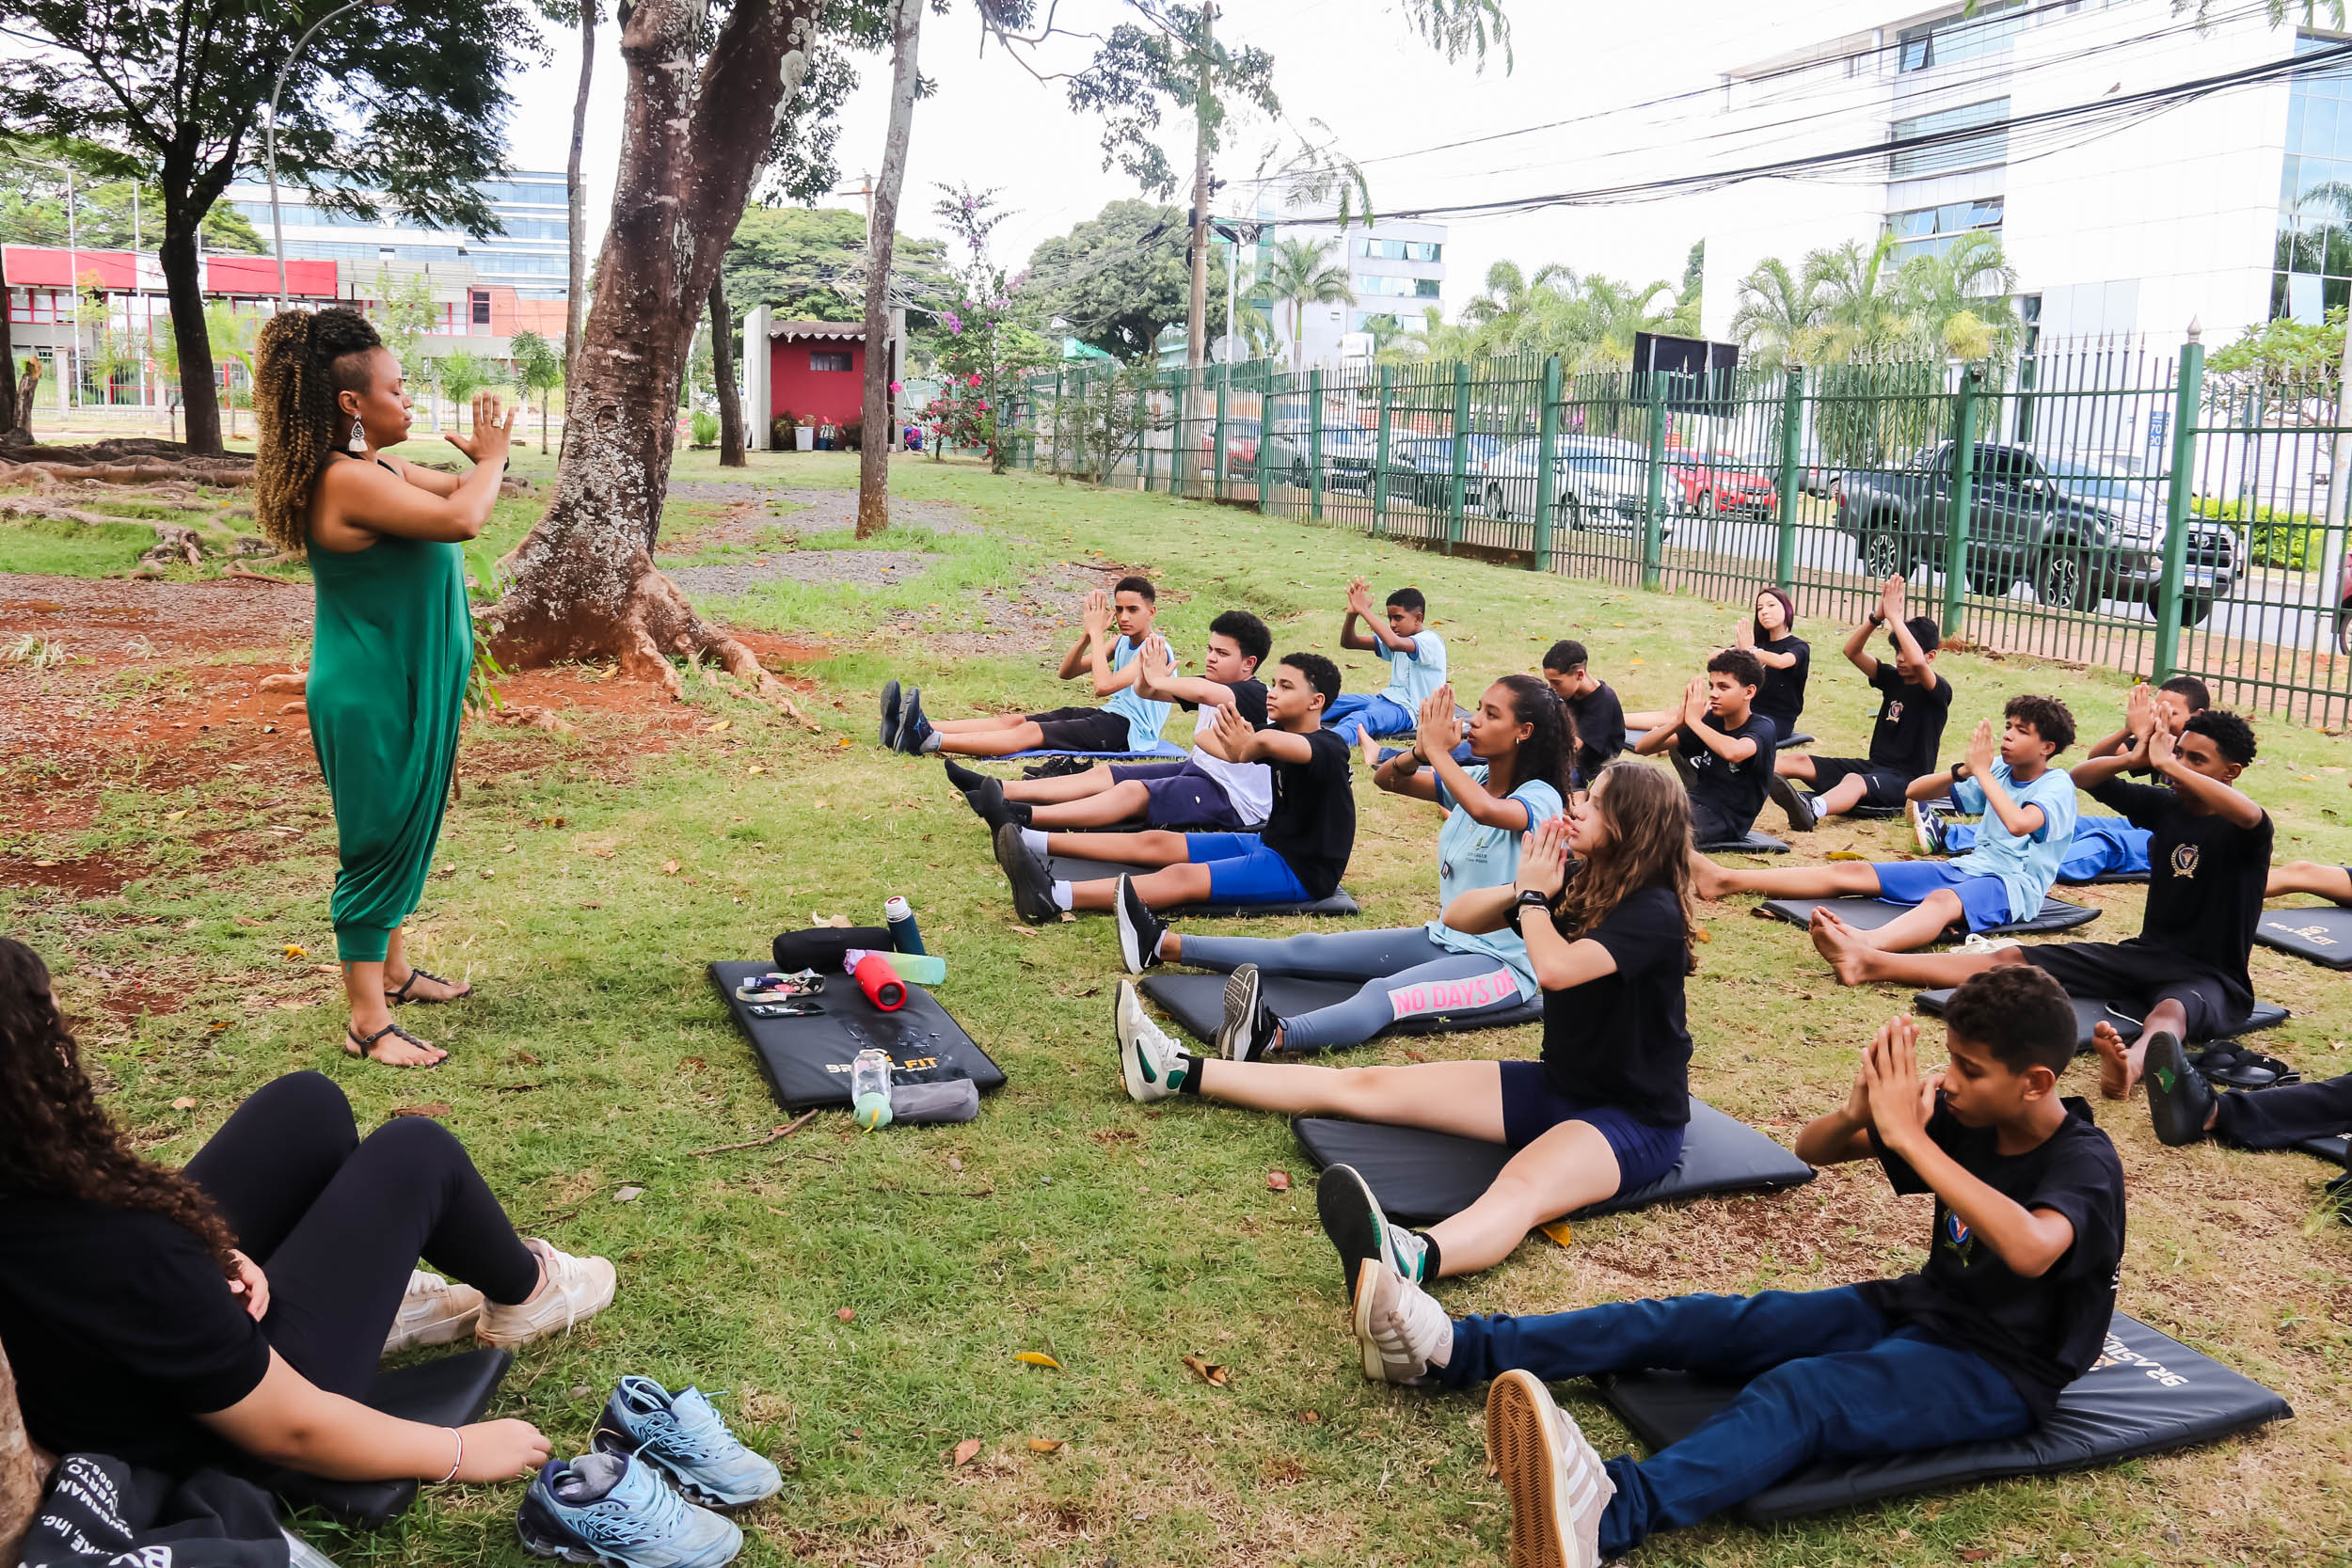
1867,611,1887,626
1949,762,1968,786
1505,888,1554,936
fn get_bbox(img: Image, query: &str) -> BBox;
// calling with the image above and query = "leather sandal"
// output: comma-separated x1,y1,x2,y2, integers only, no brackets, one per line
345,1022,444,1067
385,966,473,1005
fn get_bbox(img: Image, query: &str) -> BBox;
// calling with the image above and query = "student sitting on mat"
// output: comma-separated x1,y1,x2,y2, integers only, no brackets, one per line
2267,861,2352,904
882,578,1170,757
1112,676,1571,1053
0,937,616,1489
1113,766,1698,1288
1630,648,1776,847
1737,586,1809,743
1344,969,2122,1568
947,610,1273,834
1814,708,2268,1081
1324,579,1447,744
991,653,1353,924
1692,696,2079,954
1921,677,2208,881
1766,576,1951,832
1541,639,1626,788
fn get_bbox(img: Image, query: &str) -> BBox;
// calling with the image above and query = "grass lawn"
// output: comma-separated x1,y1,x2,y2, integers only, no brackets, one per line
5,444,2352,1567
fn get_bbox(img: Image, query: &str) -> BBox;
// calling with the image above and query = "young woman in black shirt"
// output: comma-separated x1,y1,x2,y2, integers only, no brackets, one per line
0,938,613,1486
1739,586,1810,742
1114,762,1700,1287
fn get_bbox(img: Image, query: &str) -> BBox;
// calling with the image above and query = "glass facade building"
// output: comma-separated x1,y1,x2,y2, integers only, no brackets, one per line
226,170,571,298
2274,32,2352,321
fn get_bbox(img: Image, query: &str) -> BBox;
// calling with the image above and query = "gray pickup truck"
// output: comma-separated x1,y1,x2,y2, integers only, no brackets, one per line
1833,442,2240,626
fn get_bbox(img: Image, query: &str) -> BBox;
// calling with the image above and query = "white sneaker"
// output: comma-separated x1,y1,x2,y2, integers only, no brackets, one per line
1486,1369,1616,1568
383,1269,485,1356
1352,1256,1453,1385
1959,932,2022,956
1115,980,1185,1103
477,1238,617,1349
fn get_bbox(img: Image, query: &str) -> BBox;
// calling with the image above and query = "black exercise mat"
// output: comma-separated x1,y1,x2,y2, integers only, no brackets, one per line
709,959,1007,1113
1781,732,1815,748
1293,1098,1815,1226
1698,829,1788,854
2059,868,2152,885
1596,1312,2289,1522
2298,1134,2348,1163
1759,894,2098,940
270,1347,512,1528
1141,972,1539,1050
1045,854,1359,917
1914,988,2288,1050
2254,905,2352,971
1848,794,1956,821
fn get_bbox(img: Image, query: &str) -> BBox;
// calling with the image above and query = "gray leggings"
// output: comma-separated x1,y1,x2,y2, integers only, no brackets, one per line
1180,927,1529,1052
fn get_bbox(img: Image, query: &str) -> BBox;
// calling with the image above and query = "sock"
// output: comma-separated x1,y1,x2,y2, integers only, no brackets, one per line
1051,880,1074,911
1175,1053,1204,1093
552,1452,628,1504
919,731,942,754
1410,1230,1443,1283
1020,827,1049,860
1008,800,1032,827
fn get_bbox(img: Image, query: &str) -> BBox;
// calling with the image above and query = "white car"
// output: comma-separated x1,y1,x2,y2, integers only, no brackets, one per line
1479,436,1667,536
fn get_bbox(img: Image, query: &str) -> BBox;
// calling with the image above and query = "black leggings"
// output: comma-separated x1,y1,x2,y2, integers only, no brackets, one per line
2213,1073,2352,1150
183,1071,539,1402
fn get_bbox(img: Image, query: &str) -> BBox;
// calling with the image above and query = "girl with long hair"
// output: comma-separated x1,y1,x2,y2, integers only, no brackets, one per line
1738,585,1809,742
0,937,612,1485
1114,760,1701,1288
253,308,515,1067
1114,676,1574,1054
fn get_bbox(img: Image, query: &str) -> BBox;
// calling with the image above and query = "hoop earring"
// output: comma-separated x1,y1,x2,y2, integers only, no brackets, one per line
347,418,366,453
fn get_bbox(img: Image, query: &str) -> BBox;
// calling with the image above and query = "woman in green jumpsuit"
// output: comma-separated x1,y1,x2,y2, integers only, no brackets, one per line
253,309,516,1067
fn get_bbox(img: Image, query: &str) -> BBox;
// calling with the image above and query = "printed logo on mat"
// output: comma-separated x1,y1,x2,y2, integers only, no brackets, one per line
1387,967,1517,1020
2264,918,2338,947
2088,1332,2188,1387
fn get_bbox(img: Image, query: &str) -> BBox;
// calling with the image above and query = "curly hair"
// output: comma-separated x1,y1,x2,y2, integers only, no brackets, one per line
1555,761,1699,975
1486,673,1575,800
253,307,385,554
2004,693,2077,755
0,937,238,1276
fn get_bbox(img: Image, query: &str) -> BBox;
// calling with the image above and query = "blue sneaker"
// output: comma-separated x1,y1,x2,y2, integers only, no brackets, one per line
516,1451,742,1568
592,1377,782,1508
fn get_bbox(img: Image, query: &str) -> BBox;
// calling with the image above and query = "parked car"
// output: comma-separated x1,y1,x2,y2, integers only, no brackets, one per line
1384,434,1506,508
1262,420,1381,492
1667,448,1779,518
1190,417,1260,470
1479,436,1666,535
1833,443,2240,625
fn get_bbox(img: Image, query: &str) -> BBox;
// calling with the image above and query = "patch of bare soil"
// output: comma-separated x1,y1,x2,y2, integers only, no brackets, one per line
870,560,1134,660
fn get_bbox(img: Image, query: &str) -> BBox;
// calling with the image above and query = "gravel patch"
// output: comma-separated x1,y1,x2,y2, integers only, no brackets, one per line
661,548,937,597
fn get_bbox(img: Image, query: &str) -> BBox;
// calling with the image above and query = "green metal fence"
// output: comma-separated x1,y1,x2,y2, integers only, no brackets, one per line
1001,335,2352,726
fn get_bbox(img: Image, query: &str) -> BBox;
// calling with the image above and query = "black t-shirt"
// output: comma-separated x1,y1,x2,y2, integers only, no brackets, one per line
1675,709,1778,833
1755,635,1810,733
1865,662,1953,779
1176,676,1269,729
2091,777,2272,1003
0,1198,270,1474
1857,1098,2125,1418
1537,881,1692,1127
1565,682,1626,786
1262,726,1356,899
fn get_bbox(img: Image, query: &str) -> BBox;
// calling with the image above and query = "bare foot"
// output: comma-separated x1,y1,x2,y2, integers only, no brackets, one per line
1357,732,1384,773
344,1015,449,1068
2090,1021,2135,1101
1689,854,1731,900
1809,909,1873,985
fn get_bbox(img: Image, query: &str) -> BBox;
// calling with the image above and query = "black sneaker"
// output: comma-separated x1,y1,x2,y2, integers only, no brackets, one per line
895,689,933,754
1316,1163,1414,1303
1769,773,1819,832
1023,755,1090,780
2144,1031,2214,1148
1114,875,1168,974
879,680,901,749
943,757,988,795
993,821,1058,926
963,773,1028,832
1215,964,1280,1061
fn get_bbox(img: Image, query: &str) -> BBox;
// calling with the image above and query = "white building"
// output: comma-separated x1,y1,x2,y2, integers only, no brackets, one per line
1165,204,1448,370
221,169,574,300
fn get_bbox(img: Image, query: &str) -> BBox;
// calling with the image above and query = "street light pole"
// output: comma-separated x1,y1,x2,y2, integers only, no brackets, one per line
269,0,385,310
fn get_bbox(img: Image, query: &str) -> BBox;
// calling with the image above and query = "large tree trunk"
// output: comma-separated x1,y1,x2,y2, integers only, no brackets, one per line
485,0,822,713
1,1342,52,1565
158,192,222,456
564,0,596,391
854,0,924,539
710,276,744,467
0,247,21,447
15,356,39,437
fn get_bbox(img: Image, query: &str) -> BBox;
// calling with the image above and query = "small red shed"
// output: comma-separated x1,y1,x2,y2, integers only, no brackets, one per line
741,308,904,449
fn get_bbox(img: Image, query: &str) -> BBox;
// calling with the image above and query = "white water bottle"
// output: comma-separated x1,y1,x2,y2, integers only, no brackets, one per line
850,1047,894,1130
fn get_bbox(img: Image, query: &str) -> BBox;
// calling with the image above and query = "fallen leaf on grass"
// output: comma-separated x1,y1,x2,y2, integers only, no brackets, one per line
950,1438,982,1467
170,1097,197,1111
812,912,851,928
1296,1410,1321,1424
748,766,765,775
1181,1355,1229,1386
233,915,262,927
1958,1552,1993,1563
513,1050,542,1066
1539,1219,1574,1247
1014,1351,1062,1369
1266,1170,1291,1192
281,944,306,958
613,1185,644,1202
661,860,680,875
1026,1437,1065,1454
834,736,852,749
836,1307,856,1322
392,1102,453,1119
207,1021,230,1033
164,809,188,821
707,720,732,734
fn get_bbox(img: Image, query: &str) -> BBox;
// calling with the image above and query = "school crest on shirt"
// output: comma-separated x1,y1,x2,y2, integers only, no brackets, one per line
1940,1207,1976,1262
2170,843,2200,879
1885,700,1905,724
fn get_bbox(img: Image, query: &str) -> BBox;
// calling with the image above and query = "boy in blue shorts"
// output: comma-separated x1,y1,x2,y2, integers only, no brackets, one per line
1324,579,1446,744
993,653,1355,925
1691,695,2078,953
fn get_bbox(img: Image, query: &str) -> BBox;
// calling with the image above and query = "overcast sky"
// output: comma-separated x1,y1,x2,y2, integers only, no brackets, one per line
499,0,1904,310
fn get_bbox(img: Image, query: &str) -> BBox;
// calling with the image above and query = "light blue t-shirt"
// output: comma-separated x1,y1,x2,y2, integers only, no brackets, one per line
1102,634,1172,752
1377,629,1449,711
1427,767,1566,999
1949,760,2078,919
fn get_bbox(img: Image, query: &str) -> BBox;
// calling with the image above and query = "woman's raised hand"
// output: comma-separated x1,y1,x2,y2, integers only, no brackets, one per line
445,393,516,468
1514,814,1571,899
1416,684,1461,757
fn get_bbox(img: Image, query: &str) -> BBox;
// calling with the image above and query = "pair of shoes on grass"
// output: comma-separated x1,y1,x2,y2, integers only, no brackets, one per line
518,1378,783,1568
878,679,936,754
383,1238,617,1356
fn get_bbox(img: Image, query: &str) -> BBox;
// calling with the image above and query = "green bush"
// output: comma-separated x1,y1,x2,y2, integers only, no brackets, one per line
690,409,720,448
2190,495,2327,570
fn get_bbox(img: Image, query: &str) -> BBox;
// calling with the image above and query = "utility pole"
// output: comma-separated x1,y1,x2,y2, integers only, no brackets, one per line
1184,2,1215,374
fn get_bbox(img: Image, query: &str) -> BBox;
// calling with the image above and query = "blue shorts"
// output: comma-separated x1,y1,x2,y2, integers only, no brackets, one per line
1869,860,2017,932
1184,833,1312,904
1324,692,1417,744
1110,761,1249,830
1497,1061,1687,1193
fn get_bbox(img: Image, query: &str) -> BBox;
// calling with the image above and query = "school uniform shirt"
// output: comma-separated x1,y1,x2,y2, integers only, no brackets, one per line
1537,881,1692,1128
1427,768,1568,1000
1375,629,1449,711
1179,678,1273,822
1565,682,1627,785
1675,709,1779,833
2090,777,2273,1005
1261,727,1357,900
1101,634,1174,752
1949,761,2078,920
1865,663,1953,779
1862,1098,2126,1418
1755,634,1810,734
0,1198,269,1474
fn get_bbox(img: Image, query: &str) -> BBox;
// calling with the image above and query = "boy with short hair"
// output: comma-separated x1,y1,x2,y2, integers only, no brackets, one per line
883,578,1170,757
992,653,1355,924
1632,648,1776,846
948,610,1274,832
1692,696,2079,953
1542,639,1626,786
1347,967,2124,1566
1770,576,1952,832
1324,579,1447,744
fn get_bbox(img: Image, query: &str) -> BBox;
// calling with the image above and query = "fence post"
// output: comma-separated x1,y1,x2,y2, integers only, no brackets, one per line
1447,359,1470,554
1310,369,1326,520
1940,368,1982,641
1214,365,1230,502
1050,366,1064,476
1256,362,1275,515
1773,367,1804,593
2153,330,2206,681
1373,362,1393,539
1533,356,1562,572
1642,370,1669,591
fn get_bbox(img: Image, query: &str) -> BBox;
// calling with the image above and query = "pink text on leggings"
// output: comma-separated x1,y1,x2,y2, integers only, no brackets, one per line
1385,966,1519,1020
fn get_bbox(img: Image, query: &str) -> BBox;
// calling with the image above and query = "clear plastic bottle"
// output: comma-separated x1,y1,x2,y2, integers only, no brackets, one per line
850,1047,894,1130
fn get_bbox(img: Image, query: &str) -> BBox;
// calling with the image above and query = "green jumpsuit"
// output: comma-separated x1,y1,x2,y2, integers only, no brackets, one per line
306,464,472,964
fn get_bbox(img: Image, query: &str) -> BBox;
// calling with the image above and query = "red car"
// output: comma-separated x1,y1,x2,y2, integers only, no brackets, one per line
1667,450,1779,518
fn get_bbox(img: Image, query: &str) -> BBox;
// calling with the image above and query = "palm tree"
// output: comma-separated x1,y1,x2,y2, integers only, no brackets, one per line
1360,312,1407,356
1256,236,1355,371
1805,235,1905,361
1728,256,1822,369
1891,230,2019,361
